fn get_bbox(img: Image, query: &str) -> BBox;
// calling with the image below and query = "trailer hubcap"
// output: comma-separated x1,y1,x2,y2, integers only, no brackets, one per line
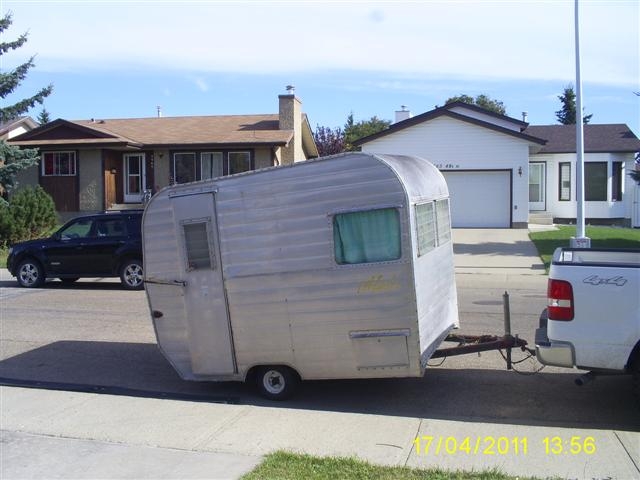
263,370,285,394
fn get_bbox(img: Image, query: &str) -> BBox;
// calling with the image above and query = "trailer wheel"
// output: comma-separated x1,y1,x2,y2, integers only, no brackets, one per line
255,366,299,401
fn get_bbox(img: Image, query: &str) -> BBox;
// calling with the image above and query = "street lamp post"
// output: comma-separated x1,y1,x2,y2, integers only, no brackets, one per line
570,0,591,249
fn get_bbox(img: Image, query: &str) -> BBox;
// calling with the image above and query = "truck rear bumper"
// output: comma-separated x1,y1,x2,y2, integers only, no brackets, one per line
535,327,575,368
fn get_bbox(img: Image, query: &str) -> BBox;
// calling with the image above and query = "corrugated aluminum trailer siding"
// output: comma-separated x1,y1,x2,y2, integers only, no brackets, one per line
216,154,419,379
377,155,458,366
142,198,194,377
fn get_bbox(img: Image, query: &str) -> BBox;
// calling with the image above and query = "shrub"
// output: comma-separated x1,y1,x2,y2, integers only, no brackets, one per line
0,186,58,247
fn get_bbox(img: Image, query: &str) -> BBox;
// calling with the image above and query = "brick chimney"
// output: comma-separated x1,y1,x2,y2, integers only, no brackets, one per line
279,86,303,165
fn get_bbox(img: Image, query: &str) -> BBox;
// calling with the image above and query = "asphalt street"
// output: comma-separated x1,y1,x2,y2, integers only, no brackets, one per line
1,228,639,479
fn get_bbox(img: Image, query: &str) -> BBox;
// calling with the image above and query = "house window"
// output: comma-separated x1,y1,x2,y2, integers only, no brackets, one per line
416,202,436,256
201,152,224,180
585,162,607,201
42,151,76,176
228,151,251,175
435,199,451,245
559,162,571,201
173,153,197,184
612,162,623,201
333,208,401,265
183,221,213,271
172,151,254,184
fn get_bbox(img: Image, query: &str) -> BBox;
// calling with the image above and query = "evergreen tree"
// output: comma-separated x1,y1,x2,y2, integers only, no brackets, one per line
37,107,51,125
0,13,53,200
555,85,592,124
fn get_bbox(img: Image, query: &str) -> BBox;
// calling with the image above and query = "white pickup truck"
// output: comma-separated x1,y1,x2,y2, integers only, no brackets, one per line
535,247,640,397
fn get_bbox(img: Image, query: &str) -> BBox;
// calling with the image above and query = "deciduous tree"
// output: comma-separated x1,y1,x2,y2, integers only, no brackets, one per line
312,125,345,156
445,94,507,115
344,113,391,151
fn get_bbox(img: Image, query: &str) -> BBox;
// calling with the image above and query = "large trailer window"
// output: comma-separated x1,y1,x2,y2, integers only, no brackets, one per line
416,202,436,256
435,199,451,245
333,208,401,265
183,222,213,271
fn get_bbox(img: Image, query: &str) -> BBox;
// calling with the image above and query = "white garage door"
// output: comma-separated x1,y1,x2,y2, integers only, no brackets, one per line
442,171,511,228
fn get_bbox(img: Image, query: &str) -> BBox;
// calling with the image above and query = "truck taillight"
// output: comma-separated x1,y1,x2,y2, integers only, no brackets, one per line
547,279,574,321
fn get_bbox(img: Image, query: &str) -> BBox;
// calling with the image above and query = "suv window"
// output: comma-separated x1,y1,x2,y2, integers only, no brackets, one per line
59,218,94,239
94,218,127,237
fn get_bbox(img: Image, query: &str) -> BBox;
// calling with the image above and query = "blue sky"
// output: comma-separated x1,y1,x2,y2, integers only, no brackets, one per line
2,1,639,135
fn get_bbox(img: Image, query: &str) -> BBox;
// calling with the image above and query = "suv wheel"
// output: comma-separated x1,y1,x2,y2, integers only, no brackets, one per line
17,259,45,288
120,259,144,290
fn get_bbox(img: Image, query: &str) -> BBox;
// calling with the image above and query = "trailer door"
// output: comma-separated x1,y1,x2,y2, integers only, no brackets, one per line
171,192,236,375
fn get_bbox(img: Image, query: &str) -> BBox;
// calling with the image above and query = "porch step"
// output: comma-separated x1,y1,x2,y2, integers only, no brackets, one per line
528,212,554,225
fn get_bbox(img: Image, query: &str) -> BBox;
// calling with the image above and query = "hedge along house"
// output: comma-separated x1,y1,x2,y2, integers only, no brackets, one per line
523,124,640,227
8,91,318,218
353,102,547,228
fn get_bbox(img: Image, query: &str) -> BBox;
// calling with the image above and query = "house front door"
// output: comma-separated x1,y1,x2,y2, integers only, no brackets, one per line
529,162,546,211
123,153,146,203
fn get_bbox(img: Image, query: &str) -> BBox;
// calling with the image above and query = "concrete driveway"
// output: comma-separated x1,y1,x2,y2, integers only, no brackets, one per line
452,228,546,275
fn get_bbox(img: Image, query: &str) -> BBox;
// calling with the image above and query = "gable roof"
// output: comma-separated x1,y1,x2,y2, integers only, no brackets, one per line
0,116,38,138
10,114,297,149
524,124,640,153
353,102,546,146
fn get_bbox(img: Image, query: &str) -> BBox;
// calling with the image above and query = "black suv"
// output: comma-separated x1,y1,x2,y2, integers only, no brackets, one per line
7,210,144,290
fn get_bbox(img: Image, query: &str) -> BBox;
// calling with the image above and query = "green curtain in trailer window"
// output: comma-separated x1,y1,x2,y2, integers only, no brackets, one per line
333,208,401,265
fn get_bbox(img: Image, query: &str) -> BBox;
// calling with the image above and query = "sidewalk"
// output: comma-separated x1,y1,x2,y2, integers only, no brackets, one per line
2,386,638,479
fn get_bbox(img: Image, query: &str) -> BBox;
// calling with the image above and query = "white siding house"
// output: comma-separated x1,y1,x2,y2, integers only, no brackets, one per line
525,125,640,228
354,103,545,228
355,104,640,228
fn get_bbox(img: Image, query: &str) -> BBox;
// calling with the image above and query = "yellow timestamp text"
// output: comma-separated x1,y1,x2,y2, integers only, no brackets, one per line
413,436,596,456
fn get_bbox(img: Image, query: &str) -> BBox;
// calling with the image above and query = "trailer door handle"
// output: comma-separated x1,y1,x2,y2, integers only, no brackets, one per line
145,278,187,287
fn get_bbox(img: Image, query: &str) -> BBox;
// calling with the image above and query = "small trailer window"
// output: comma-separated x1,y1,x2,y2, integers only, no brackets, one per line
183,222,213,271
435,199,451,245
333,208,401,265
416,202,436,256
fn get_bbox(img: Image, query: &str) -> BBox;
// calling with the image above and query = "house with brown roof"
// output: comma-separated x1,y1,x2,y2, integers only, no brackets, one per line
354,102,640,228
9,92,318,217
523,124,640,227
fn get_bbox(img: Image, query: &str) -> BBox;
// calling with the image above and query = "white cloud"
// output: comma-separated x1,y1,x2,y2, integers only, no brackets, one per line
192,76,209,92
3,1,638,87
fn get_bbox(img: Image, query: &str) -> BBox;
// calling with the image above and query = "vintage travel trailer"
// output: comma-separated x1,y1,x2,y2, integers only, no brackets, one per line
143,152,459,399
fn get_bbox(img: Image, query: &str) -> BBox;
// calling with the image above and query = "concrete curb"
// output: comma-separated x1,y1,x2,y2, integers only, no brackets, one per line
2,386,638,479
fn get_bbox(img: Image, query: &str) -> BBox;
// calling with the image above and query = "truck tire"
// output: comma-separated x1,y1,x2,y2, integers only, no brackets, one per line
119,259,144,290
633,355,640,405
255,366,299,401
16,258,45,288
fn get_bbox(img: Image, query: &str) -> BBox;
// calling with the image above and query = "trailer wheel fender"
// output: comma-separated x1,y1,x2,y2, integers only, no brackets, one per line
253,365,299,401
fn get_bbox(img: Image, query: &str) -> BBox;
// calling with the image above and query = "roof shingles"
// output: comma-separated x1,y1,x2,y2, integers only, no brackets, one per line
524,124,640,153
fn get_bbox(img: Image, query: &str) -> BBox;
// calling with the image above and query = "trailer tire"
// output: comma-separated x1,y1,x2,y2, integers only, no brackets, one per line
255,366,299,401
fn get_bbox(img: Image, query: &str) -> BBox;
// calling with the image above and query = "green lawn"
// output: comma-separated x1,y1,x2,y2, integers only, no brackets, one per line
529,226,640,270
241,451,539,480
